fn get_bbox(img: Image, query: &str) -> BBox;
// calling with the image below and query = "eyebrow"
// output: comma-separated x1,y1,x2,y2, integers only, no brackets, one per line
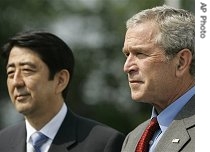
6,61,37,69
122,47,126,53
122,45,144,53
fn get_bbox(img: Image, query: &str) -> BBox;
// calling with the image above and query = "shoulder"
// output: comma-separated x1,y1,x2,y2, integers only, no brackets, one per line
121,119,150,152
75,113,124,138
64,110,125,151
0,121,25,143
65,109,124,135
0,121,24,135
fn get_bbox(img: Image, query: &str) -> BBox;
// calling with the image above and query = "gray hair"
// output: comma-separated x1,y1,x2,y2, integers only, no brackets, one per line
126,5,195,76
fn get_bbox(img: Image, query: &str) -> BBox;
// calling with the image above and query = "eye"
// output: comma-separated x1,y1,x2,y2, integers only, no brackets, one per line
21,64,36,74
136,52,148,58
137,52,143,55
7,70,15,78
23,68,32,72
22,68,35,75
124,52,130,57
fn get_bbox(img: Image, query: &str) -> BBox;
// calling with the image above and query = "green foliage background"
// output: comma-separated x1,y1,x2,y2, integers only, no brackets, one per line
0,0,194,134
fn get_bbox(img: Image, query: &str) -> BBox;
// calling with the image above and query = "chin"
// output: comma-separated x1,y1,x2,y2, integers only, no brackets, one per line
15,104,31,115
131,94,142,101
131,90,148,101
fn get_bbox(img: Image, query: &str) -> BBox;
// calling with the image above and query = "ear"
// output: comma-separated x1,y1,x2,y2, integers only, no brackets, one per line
175,49,192,77
54,69,70,94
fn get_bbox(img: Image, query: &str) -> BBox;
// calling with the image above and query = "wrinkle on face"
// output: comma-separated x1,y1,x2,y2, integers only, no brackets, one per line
122,21,180,109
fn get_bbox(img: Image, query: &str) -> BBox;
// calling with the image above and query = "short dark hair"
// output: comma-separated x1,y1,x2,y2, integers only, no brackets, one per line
1,30,75,99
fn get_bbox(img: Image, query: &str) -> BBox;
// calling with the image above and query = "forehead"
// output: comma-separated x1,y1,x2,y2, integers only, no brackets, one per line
7,46,44,66
123,22,159,49
9,46,40,59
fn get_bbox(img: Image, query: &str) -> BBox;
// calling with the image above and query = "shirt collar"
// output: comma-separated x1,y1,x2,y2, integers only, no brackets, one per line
26,103,67,142
151,86,195,132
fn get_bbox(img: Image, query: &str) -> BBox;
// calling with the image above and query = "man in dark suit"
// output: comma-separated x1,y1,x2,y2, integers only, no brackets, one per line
0,31,125,152
121,5,194,152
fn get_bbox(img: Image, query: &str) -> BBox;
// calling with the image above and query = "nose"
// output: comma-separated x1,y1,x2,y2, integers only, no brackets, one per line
13,70,25,87
123,54,137,74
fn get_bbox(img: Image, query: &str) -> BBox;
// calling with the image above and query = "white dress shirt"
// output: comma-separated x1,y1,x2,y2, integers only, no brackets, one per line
26,103,67,152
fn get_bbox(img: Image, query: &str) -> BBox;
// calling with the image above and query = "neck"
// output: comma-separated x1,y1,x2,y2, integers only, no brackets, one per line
25,102,63,130
154,78,194,114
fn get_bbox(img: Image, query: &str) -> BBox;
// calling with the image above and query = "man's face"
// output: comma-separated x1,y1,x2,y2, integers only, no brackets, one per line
6,46,57,117
122,22,178,107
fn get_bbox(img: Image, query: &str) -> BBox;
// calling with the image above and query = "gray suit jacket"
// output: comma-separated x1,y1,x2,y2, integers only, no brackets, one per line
0,109,125,152
121,95,195,152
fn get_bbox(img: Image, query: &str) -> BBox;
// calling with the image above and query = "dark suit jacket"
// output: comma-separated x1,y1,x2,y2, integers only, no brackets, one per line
121,95,195,152
0,109,125,152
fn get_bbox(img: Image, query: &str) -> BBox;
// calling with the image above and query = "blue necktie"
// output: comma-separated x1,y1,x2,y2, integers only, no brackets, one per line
31,132,48,152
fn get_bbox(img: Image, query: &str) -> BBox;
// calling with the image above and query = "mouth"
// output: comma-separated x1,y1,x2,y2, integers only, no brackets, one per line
15,94,30,101
129,80,144,88
129,80,143,84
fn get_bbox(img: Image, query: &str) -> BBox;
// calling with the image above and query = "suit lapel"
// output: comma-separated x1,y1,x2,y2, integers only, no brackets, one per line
155,119,191,152
123,120,150,152
48,110,77,152
155,96,195,152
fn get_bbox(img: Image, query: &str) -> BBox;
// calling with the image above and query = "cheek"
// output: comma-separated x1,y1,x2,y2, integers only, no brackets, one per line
142,61,170,86
23,79,41,97
28,82,44,94
149,64,176,88
7,80,14,93
31,79,55,96
26,76,44,87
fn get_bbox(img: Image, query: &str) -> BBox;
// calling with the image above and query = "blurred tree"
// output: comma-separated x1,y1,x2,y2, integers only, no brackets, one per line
0,0,194,134
181,0,195,13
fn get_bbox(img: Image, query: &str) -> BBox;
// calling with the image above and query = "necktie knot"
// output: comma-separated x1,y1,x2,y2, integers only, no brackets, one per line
135,117,160,152
147,117,159,132
31,132,48,152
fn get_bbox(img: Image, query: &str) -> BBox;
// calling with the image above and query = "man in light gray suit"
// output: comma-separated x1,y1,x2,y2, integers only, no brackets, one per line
121,5,194,152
